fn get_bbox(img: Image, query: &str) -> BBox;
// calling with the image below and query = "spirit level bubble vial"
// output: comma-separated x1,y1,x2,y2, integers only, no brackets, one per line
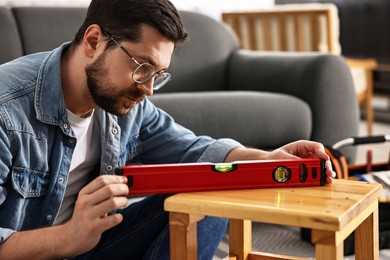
273,166,291,183
212,163,238,173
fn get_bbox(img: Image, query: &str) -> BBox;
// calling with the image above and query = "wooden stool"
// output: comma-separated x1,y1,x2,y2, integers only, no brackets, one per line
164,179,382,260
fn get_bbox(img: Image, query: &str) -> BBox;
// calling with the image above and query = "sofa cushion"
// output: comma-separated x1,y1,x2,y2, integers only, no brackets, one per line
150,91,311,149
161,11,239,93
12,7,87,54
0,7,23,64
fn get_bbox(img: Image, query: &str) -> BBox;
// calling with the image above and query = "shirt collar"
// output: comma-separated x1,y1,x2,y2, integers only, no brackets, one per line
35,42,71,126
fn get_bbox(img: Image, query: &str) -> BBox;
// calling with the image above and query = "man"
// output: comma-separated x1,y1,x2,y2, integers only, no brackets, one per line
0,0,334,259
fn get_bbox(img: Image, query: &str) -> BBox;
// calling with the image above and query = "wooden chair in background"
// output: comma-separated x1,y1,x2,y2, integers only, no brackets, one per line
222,3,377,135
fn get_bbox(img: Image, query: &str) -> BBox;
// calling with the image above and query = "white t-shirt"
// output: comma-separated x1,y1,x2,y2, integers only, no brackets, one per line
54,109,101,225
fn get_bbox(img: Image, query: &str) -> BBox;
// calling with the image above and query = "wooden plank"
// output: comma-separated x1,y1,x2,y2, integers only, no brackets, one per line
278,15,287,51
310,14,320,51
229,219,252,259
248,251,310,260
165,180,382,231
294,15,304,51
324,8,334,53
248,17,256,50
262,16,272,51
169,212,204,260
315,241,344,260
355,208,379,260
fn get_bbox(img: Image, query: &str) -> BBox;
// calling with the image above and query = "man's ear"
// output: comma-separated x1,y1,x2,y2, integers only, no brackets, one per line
83,24,105,59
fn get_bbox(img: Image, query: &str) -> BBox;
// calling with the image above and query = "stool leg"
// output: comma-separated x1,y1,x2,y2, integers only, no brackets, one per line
169,212,204,260
229,219,252,260
355,207,379,260
312,230,344,260
315,242,343,260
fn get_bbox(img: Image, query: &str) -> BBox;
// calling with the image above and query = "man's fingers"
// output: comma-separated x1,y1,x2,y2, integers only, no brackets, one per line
74,175,129,218
86,182,129,206
81,175,128,195
90,196,130,219
97,212,124,232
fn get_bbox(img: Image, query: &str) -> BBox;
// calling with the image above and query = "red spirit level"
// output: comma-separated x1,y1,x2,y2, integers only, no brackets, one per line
115,158,326,195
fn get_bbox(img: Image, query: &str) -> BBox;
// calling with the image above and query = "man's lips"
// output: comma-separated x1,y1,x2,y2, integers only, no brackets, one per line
128,96,138,102
127,95,144,104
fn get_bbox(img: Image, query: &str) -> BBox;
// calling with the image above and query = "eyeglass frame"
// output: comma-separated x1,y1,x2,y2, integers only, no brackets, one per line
102,30,171,91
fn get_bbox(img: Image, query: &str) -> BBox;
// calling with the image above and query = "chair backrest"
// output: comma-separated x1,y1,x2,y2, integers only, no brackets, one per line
221,3,341,55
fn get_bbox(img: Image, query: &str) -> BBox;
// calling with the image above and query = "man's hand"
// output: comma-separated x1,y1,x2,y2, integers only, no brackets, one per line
225,140,335,184
266,140,334,184
63,175,129,256
0,175,129,260
266,140,328,160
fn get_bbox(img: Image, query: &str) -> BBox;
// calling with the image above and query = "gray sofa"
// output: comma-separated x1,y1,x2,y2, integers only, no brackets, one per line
0,6,359,160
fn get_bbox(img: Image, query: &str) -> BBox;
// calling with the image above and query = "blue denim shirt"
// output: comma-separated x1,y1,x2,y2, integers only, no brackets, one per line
0,43,242,243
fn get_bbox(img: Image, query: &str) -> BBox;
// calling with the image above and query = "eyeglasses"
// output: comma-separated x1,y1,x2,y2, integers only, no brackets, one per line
103,30,171,90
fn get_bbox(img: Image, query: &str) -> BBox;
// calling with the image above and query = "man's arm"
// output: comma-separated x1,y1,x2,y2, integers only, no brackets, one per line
0,223,80,259
0,175,129,259
224,140,334,184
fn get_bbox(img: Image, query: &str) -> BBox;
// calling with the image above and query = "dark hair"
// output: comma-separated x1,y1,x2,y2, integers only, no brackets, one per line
73,0,188,48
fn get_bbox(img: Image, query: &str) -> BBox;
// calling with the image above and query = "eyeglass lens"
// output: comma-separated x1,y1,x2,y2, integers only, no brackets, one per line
133,63,156,83
153,73,171,90
133,63,170,90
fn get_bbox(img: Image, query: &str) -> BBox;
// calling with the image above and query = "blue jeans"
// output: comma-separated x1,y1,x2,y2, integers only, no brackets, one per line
75,194,228,260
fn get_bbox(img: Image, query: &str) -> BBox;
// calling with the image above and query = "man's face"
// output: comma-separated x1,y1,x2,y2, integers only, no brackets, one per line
85,51,144,116
85,25,174,116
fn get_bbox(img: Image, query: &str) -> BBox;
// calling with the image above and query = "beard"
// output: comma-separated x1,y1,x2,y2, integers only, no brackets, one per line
85,52,145,116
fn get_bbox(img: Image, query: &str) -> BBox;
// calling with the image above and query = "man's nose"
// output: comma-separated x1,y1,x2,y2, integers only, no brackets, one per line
136,80,154,96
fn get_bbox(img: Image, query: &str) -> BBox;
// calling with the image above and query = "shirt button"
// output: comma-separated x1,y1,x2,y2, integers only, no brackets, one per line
112,128,118,135
106,165,113,171
47,214,53,220
58,178,64,183
63,124,68,129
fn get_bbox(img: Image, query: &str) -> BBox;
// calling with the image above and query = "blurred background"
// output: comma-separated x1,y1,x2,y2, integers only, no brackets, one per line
1,0,389,164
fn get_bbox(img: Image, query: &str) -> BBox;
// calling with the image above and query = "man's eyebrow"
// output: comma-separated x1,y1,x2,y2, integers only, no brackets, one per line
140,55,169,71
135,53,157,67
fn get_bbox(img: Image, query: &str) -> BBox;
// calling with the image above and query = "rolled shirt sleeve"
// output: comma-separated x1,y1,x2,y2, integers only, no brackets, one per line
198,138,243,163
0,227,15,244
136,99,244,164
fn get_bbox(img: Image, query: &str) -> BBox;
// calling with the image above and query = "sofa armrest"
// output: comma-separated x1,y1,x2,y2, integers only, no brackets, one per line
228,50,359,161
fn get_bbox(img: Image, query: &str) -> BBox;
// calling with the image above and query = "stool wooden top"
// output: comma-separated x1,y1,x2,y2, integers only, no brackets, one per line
164,179,382,231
